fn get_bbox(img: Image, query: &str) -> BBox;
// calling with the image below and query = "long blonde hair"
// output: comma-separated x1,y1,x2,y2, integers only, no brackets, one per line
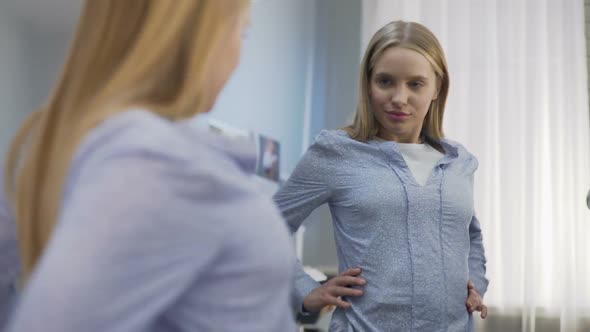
4,0,249,279
344,20,450,143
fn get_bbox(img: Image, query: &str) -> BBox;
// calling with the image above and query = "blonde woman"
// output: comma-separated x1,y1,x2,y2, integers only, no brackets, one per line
0,1,296,331
274,21,489,331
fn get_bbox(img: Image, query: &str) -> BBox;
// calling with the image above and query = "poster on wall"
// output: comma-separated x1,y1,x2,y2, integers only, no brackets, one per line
256,134,280,182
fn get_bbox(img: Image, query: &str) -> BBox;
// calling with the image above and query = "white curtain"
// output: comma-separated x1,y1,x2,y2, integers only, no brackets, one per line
362,1,590,331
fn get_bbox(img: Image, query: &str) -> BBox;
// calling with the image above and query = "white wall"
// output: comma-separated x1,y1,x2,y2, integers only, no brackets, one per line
308,0,363,137
0,14,31,158
0,5,74,159
300,0,362,268
208,0,317,175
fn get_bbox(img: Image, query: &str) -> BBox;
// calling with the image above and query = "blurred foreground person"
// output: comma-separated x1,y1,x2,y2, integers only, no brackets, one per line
1,1,296,331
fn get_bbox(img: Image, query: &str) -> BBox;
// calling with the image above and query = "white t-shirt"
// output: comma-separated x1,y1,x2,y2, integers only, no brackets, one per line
396,142,444,186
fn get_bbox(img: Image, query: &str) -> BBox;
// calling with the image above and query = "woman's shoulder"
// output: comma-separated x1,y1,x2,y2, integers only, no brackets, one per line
68,110,255,197
440,138,479,170
313,129,351,143
78,109,205,159
442,139,477,158
79,109,253,168
310,129,364,154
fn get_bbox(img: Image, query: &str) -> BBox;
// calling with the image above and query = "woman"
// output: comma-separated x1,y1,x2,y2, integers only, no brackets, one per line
274,21,489,331
1,1,296,331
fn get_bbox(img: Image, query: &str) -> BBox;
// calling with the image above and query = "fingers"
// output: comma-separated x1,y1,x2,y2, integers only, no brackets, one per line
328,268,366,293
322,287,363,309
327,285,364,298
328,296,352,309
467,280,475,290
315,286,362,310
465,291,488,319
303,267,366,312
331,275,367,287
332,268,366,309
465,292,481,313
341,267,362,277
466,302,478,312
325,273,366,302
479,304,488,319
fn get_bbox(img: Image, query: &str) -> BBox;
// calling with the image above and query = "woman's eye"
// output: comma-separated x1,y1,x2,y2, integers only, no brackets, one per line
377,78,392,86
409,81,424,89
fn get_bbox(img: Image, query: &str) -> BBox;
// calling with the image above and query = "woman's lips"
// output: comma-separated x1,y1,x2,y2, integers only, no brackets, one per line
385,111,410,121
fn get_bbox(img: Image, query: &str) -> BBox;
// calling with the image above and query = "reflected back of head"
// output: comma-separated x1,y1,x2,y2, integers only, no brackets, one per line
5,0,250,279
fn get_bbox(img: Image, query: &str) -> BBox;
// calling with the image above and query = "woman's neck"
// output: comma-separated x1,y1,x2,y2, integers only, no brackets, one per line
377,130,424,144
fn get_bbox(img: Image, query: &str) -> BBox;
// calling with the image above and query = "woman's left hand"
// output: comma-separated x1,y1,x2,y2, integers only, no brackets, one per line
465,280,487,319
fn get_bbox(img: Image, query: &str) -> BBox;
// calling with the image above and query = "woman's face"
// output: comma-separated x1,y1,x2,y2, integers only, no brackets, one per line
369,46,439,143
206,8,251,111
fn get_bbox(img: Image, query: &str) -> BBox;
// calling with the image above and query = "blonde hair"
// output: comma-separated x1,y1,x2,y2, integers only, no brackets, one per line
4,0,250,279
344,20,450,144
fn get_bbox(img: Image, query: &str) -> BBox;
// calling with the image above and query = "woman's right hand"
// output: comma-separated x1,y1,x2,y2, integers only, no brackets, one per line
302,267,366,313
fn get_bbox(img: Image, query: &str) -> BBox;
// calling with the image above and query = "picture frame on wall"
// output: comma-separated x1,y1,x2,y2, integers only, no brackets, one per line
255,134,280,182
